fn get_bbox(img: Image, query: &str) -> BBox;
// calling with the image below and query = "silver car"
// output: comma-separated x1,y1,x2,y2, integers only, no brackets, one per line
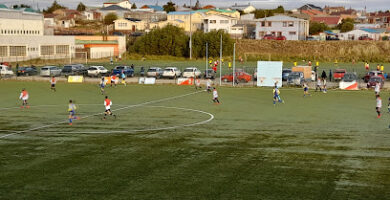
146,67,163,78
40,66,62,77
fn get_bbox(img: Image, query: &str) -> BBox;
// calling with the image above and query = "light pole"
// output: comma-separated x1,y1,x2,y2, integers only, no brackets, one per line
205,42,208,77
189,0,192,60
233,42,236,86
219,34,222,86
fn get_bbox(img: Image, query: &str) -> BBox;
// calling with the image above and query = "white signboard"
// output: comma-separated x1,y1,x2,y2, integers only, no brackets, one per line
257,61,283,87
139,77,156,85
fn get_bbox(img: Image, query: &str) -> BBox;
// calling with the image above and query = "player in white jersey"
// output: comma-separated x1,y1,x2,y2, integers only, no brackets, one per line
376,95,382,118
374,82,380,95
206,79,212,93
212,88,220,104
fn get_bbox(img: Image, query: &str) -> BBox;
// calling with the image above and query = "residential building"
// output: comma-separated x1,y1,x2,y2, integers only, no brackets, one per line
83,10,102,20
99,5,130,18
324,6,345,14
203,14,238,33
0,6,44,36
75,35,126,58
255,15,309,40
103,0,132,10
140,5,164,12
298,4,323,12
230,24,245,39
311,16,342,27
368,12,390,28
124,10,167,23
338,29,384,40
114,18,146,32
230,3,256,14
355,24,381,29
167,11,206,32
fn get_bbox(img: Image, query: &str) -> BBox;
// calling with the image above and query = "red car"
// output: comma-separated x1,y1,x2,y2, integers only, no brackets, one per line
363,71,385,83
276,35,286,40
367,76,384,88
222,71,252,83
263,34,276,40
359,36,373,40
333,69,346,81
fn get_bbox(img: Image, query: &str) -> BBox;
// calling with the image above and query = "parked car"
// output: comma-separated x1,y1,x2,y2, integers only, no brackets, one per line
182,67,201,78
263,34,276,40
367,76,384,88
112,66,134,77
333,69,346,81
162,67,181,78
342,72,358,82
87,66,108,77
17,66,38,76
306,36,319,41
146,67,163,78
0,65,14,77
282,69,292,81
204,69,216,79
359,36,373,40
363,71,385,83
276,35,286,40
62,64,87,76
40,66,62,77
287,72,304,85
221,71,252,83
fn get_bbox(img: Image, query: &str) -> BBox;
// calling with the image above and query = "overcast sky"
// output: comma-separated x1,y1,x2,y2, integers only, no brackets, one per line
0,0,387,11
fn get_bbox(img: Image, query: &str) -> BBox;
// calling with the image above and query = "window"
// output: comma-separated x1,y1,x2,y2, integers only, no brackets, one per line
258,31,265,37
288,22,294,27
220,20,229,24
261,21,265,27
41,45,55,56
210,20,216,24
283,22,287,27
289,31,296,35
56,45,69,55
0,46,8,57
268,22,272,27
9,46,26,56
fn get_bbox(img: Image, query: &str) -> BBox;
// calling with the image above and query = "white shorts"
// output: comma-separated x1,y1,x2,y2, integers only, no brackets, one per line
105,106,111,110
22,97,28,101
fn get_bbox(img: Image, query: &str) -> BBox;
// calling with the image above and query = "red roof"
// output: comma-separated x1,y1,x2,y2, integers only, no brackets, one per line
312,16,341,26
203,5,216,9
301,9,323,16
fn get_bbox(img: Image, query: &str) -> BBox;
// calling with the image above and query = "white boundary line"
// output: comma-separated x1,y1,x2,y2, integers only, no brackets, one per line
31,106,214,134
0,90,204,139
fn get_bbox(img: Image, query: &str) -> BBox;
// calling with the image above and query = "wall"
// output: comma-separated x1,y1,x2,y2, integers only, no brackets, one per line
0,9,44,36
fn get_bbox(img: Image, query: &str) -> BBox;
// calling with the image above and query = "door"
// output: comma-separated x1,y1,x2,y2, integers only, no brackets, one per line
132,25,136,32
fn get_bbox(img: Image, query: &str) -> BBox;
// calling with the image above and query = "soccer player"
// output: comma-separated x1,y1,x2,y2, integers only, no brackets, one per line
206,79,212,93
19,88,29,108
273,86,283,105
303,82,310,97
376,95,382,118
103,96,116,120
388,97,390,113
212,88,220,104
375,82,380,95
100,77,106,95
111,74,117,87
50,76,56,92
121,70,126,86
68,100,80,125
315,77,322,92
323,79,328,93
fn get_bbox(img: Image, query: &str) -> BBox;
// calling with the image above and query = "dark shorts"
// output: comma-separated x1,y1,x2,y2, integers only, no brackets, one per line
304,88,308,92
51,84,55,87
69,111,75,116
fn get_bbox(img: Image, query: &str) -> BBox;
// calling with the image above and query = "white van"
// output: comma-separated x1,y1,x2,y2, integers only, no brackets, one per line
0,65,14,77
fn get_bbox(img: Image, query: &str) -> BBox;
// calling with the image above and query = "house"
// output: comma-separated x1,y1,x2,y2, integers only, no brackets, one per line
311,16,342,27
298,4,323,12
124,10,167,23
103,0,132,10
99,5,130,18
368,12,390,28
338,29,384,40
114,18,146,32
230,24,245,38
203,9,240,19
83,10,102,20
167,11,206,32
140,5,164,12
230,3,256,14
355,24,381,29
324,6,345,14
203,14,238,33
255,15,309,40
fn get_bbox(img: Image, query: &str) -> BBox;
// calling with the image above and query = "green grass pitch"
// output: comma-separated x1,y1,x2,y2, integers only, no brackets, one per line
0,80,390,199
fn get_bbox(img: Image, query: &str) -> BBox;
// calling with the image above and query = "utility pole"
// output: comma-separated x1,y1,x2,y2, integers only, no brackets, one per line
219,34,222,86
189,0,192,60
205,42,208,77
233,42,236,86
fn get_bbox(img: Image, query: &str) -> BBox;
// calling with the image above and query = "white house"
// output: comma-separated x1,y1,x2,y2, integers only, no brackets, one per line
114,18,146,31
338,29,383,40
255,15,309,40
103,0,132,10
230,3,256,14
203,14,238,33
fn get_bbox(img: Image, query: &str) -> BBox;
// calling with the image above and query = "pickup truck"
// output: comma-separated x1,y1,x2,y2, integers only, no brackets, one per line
112,66,134,77
0,65,14,77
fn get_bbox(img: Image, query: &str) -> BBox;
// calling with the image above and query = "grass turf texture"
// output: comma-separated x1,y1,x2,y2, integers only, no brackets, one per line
0,81,390,199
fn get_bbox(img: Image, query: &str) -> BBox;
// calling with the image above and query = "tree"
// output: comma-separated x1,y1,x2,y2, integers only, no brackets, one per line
76,2,86,12
43,1,67,13
163,1,176,13
309,21,330,35
337,18,354,32
13,4,31,9
253,9,274,19
131,3,137,9
104,13,118,25
275,5,285,13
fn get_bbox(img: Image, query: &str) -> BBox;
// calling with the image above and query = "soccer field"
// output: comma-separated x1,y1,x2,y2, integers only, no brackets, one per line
0,81,390,199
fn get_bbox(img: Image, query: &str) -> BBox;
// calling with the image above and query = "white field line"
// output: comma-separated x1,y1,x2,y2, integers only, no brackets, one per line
38,105,214,134
0,90,204,139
